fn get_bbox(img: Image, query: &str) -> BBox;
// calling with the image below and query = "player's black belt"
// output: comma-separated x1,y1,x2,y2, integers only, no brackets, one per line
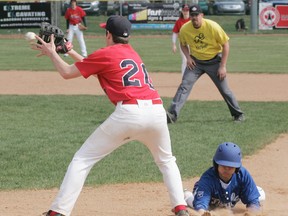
122,99,162,105
191,53,222,65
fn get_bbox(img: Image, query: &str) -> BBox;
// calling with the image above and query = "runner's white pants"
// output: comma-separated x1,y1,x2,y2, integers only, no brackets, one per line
67,24,87,57
179,42,187,76
50,100,186,215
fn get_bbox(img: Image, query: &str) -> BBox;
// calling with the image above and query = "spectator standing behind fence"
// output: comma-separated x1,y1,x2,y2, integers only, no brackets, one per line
65,0,88,57
172,4,191,75
167,4,244,124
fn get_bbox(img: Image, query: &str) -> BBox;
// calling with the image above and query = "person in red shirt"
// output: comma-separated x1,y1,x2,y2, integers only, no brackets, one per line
65,0,87,57
172,4,191,75
33,15,189,216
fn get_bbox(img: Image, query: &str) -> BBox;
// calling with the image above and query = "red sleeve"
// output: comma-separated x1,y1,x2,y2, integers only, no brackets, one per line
75,48,109,78
173,18,190,33
172,19,181,33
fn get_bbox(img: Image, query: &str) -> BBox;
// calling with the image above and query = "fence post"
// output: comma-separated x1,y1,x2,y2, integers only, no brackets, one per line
51,1,61,26
250,0,258,33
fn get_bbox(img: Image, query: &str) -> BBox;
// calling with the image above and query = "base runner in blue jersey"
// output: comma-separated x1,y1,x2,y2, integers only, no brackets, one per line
184,142,265,216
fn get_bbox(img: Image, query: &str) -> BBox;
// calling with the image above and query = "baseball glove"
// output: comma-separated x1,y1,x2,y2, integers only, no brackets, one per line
38,22,73,54
78,23,87,31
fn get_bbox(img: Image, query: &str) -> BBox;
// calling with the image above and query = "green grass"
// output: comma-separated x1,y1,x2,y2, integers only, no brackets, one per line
228,36,288,73
1,15,287,73
0,34,288,73
0,14,287,191
0,95,287,190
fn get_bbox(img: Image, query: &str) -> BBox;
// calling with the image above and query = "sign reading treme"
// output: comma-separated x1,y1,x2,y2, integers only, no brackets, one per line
0,2,51,29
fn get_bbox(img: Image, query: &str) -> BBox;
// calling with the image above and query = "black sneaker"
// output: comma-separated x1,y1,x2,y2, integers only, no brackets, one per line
234,114,245,122
167,111,177,124
176,210,190,216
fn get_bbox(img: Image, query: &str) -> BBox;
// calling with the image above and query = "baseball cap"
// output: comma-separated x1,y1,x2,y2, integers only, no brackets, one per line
99,15,131,38
189,4,202,15
182,4,189,11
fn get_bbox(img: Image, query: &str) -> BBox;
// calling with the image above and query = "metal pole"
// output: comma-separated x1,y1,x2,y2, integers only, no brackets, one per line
119,0,123,16
51,1,61,26
250,0,258,33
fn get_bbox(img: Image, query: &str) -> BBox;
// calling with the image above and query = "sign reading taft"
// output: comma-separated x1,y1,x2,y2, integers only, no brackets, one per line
0,2,51,28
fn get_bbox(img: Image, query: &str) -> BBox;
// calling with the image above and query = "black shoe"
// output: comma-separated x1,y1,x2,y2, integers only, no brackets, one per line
234,114,245,122
167,111,177,124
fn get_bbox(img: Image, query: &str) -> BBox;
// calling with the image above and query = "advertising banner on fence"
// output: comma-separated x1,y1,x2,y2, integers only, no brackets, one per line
0,2,51,29
127,2,180,23
127,2,149,23
259,2,288,30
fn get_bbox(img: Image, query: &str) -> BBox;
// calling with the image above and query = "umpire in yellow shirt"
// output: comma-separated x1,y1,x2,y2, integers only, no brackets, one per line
167,4,244,123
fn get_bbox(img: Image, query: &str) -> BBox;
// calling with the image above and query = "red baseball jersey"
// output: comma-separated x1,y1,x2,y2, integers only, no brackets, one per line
65,6,86,25
75,44,160,105
172,17,190,33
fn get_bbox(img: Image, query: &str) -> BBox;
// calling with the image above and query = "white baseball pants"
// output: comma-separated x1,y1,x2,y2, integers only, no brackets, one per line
50,100,186,215
179,42,187,76
67,24,87,57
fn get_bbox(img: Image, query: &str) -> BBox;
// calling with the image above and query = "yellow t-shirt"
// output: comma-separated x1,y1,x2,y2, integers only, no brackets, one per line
179,18,229,60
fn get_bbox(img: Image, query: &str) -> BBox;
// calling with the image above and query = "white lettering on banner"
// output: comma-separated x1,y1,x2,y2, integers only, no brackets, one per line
15,11,46,17
281,15,288,20
161,10,178,17
129,3,141,7
163,16,178,21
0,18,22,22
162,4,178,9
0,2,51,28
3,5,31,11
148,9,162,16
7,11,46,18
1,22,44,27
0,17,49,22
148,16,159,21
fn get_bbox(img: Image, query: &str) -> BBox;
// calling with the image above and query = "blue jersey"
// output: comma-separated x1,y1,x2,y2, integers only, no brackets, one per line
193,166,260,210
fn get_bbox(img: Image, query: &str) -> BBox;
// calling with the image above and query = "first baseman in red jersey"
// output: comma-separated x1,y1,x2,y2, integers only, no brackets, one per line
65,0,87,57
33,15,189,216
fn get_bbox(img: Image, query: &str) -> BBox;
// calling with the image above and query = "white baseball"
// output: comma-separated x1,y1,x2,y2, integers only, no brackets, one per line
24,32,36,41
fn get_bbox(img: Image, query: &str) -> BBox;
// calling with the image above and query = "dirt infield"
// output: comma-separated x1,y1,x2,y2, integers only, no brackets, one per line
1,71,288,216
1,71,288,101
